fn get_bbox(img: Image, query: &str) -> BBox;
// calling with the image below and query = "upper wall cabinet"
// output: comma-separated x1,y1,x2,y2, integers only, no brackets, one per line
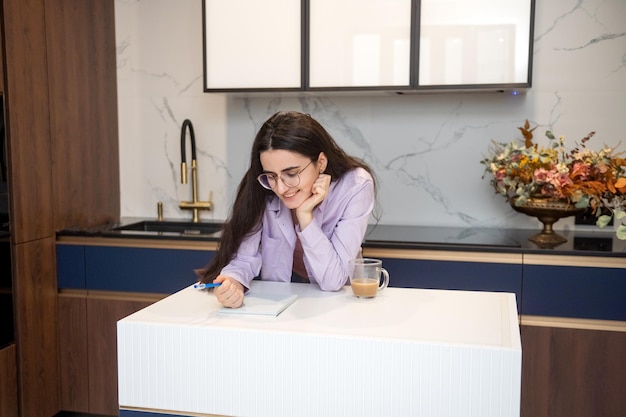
203,0,302,90
203,0,534,93
418,0,533,89
308,0,412,89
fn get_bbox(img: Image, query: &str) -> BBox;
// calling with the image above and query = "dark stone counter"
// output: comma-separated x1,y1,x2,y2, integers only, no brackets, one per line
57,217,626,258
364,224,626,257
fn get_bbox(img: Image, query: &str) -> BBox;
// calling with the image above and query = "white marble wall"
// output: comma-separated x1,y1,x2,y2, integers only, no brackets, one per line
115,0,626,231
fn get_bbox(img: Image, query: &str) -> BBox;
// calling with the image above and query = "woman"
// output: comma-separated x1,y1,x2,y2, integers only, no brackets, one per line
200,111,377,308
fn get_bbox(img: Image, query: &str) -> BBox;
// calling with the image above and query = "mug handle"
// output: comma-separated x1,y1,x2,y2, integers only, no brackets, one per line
379,268,389,291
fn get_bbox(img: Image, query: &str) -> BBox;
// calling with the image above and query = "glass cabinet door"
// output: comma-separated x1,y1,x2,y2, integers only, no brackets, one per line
418,0,533,87
308,0,412,89
203,0,302,90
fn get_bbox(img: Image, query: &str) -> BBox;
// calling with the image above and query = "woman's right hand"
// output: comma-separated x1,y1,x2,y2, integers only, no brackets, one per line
213,275,244,308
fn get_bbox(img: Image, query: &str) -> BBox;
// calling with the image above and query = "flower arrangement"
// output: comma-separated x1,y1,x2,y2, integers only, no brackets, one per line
480,120,626,239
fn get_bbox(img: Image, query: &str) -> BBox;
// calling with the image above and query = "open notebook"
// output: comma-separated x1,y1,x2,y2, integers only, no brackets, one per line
218,292,299,317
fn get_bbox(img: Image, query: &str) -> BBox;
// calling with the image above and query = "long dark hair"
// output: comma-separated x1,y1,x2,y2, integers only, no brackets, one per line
200,111,376,283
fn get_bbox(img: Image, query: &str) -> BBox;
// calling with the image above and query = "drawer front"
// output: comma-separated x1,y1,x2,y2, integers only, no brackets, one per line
57,244,87,289
379,257,523,312
85,246,214,293
522,264,626,321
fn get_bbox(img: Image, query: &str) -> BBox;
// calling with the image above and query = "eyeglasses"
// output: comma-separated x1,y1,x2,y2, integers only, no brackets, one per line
257,160,313,190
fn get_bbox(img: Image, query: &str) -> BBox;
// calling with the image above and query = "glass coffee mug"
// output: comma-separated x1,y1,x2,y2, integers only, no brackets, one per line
348,258,390,298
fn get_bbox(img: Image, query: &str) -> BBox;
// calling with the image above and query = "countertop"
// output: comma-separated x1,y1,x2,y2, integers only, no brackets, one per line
363,223,626,257
57,217,626,257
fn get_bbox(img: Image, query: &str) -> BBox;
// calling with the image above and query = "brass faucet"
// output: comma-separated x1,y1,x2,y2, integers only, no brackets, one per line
179,119,213,222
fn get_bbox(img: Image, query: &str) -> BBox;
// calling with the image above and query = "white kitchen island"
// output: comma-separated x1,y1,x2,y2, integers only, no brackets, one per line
117,281,521,417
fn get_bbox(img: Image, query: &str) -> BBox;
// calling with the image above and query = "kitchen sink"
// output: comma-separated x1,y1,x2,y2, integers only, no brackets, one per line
113,220,222,236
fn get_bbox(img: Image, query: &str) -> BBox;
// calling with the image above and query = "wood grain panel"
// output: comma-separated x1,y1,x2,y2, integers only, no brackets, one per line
3,0,120,415
2,0,54,244
12,237,59,417
0,344,18,417
0,15,4,94
58,292,89,413
45,0,120,230
87,297,154,416
521,325,626,417
3,0,59,414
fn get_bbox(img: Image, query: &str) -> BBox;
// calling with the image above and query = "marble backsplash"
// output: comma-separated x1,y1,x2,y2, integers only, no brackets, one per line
115,0,626,232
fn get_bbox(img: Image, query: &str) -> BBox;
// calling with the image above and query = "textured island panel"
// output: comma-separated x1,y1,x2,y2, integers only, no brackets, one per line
118,282,521,417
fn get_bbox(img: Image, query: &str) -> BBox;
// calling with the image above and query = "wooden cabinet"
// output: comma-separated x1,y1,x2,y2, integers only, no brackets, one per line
45,1,120,230
58,291,158,415
57,293,89,413
0,344,18,417
12,238,59,417
0,13,4,94
2,1,119,415
57,240,216,414
520,325,626,417
3,0,54,244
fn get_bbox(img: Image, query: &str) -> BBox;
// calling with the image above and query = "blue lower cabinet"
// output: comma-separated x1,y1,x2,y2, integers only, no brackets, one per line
522,264,626,321
57,244,87,289
57,243,215,293
380,257,523,312
85,246,214,293
120,411,183,417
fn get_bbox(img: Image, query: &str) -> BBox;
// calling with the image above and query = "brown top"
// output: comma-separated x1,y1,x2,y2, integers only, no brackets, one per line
291,211,309,281
292,235,309,281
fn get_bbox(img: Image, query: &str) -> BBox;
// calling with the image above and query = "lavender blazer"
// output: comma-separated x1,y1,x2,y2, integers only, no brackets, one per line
220,167,375,291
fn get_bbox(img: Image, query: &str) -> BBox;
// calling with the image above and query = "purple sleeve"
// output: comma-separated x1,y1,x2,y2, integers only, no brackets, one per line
298,171,375,291
219,227,263,290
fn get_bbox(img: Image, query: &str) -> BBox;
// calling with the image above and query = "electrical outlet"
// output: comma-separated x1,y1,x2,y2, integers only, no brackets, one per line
574,207,614,226
573,237,613,251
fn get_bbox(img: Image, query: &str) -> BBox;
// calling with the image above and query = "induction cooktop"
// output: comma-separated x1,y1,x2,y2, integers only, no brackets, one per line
364,225,522,248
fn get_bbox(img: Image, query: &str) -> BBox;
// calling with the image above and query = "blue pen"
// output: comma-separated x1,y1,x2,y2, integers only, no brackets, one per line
193,283,222,290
